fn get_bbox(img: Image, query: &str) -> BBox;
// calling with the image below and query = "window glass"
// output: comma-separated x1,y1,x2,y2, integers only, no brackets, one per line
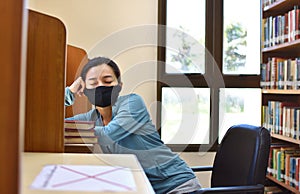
219,88,262,143
161,87,210,144
166,0,206,74
223,0,261,74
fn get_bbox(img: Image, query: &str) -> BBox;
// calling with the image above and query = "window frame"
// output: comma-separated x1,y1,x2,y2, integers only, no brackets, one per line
157,0,261,152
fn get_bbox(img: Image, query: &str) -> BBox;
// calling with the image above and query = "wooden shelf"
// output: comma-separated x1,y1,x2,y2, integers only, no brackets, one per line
262,89,300,95
262,39,300,54
271,133,300,145
263,0,300,17
266,174,300,193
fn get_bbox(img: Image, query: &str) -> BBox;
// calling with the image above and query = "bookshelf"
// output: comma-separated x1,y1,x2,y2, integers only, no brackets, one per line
261,0,300,193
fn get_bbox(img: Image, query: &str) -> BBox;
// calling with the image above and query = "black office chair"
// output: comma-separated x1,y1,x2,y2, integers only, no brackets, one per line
191,124,271,194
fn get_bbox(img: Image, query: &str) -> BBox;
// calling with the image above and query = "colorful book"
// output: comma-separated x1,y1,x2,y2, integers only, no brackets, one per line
280,147,300,182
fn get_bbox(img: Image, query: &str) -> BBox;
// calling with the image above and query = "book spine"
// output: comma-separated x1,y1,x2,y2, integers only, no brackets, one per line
277,60,284,89
290,157,296,187
284,12,289,43
295,7,300,40
296,58,300,89
261,63,267,88
277,151,282,181
286,155,290,185
296,158,300,190
297,109,300,140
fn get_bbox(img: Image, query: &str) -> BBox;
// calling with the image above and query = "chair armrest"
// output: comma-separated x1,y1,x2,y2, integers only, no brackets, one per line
191,166,213,172
193,184,264,194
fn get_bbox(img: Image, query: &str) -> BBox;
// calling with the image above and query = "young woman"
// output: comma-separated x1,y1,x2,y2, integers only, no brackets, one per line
65,56,201,194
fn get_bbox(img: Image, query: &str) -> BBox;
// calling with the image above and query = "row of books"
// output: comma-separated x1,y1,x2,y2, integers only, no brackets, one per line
260,57,300,90
262,100,300,140
268,144,300,191
64,120,97,144
262,0,279,9
262,5,300,48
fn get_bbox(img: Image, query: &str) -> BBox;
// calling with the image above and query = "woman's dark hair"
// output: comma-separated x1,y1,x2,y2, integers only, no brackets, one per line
81,57,121,83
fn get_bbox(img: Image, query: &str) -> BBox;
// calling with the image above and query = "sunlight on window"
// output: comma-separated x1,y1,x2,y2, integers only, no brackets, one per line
219,88,262,143
161,87,210,144
166,0,206,74
223,0,261,74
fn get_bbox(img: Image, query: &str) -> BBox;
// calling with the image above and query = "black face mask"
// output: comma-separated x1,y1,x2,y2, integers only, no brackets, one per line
84,85,121,107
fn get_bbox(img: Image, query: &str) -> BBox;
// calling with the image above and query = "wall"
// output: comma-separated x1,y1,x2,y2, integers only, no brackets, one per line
180,152,214,188
28,0,158,122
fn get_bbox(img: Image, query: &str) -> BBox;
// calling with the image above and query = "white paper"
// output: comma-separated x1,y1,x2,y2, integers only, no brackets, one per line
30,164,136,192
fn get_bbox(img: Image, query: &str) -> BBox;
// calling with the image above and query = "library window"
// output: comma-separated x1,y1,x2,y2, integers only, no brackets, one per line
222,0,261,74
219,88,262,143
158,0,261,151
161,87,210,144
165,0,205,74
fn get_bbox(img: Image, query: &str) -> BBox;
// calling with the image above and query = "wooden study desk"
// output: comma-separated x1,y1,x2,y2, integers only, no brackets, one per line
22,152,155,194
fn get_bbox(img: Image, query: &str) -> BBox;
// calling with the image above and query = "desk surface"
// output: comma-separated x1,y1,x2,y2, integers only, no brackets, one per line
22,152,154,194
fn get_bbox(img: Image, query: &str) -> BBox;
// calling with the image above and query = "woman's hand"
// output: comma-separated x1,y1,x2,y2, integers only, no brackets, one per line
69,77,85,96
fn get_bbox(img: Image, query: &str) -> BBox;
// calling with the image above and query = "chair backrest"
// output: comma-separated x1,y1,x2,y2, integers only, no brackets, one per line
211,124,271,187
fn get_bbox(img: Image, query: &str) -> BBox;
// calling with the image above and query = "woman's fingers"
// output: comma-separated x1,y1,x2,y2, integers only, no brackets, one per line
70,77,85,96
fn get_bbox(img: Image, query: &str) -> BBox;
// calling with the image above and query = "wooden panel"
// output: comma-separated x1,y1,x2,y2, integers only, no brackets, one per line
0,0,25,193
65,45,91,118
25,10,66,152
262,93,300,106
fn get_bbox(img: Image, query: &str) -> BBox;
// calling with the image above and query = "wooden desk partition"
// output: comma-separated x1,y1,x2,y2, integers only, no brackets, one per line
64,45,93,153
25,10,66,152
0,0,25,193
65,45,91,118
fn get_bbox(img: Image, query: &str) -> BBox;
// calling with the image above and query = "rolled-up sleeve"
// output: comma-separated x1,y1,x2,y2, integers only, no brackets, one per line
65,87,75,106
94,94,150,142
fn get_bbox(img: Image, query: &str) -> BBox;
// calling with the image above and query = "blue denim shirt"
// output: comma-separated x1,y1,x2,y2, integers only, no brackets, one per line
65,87,197,194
